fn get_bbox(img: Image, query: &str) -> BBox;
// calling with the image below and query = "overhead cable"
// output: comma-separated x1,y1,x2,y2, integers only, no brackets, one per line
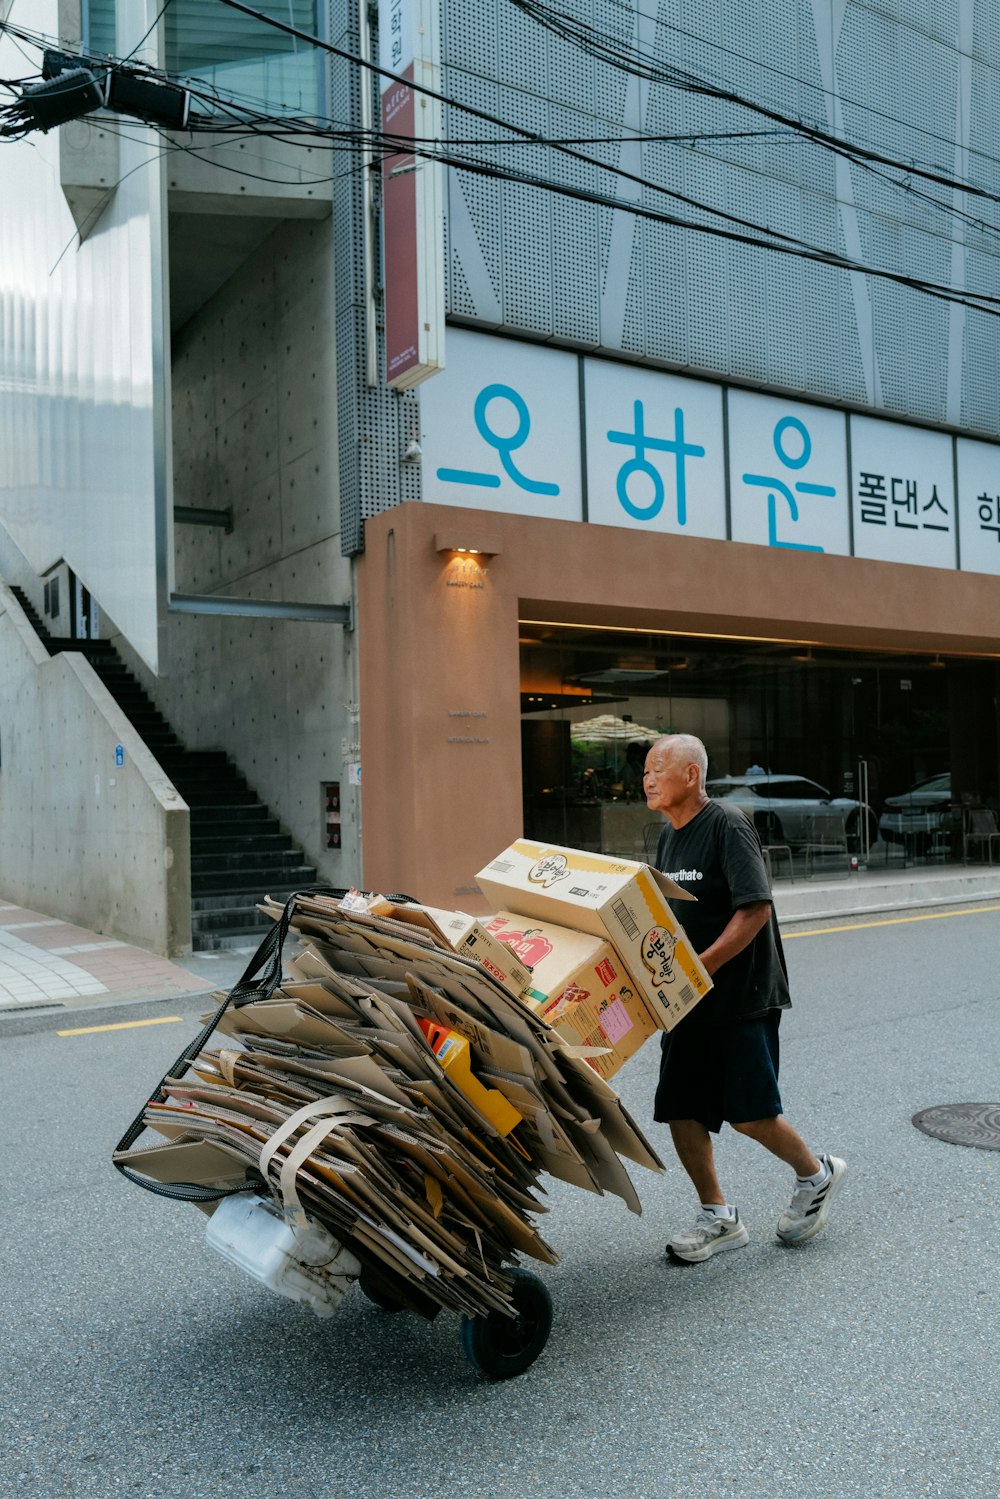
4,10,1000,320
509,0,1000,209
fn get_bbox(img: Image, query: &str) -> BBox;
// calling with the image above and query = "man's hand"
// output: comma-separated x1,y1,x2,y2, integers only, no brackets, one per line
699,901,772,976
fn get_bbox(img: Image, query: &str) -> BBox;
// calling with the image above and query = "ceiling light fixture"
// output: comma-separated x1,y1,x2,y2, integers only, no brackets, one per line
518,619,1000,661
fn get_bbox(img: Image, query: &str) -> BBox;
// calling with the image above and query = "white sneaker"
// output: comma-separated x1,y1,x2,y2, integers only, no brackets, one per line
777,1154,848,1245
666,1209,749,1264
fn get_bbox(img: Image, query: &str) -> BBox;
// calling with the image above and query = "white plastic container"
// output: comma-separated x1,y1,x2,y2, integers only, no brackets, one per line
205,1194,362,1318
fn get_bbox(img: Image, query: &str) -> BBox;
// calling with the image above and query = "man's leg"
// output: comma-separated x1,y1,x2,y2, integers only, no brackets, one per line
669,1118,727,1204
664,1119,749,1263
732,1116,847,1245
730,1115,821,1176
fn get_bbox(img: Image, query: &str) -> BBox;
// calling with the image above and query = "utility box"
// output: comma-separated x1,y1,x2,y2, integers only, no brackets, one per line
322,782,341,850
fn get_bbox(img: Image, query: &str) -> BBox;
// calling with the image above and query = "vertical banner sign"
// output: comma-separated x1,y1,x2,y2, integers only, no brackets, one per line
379,0,445,390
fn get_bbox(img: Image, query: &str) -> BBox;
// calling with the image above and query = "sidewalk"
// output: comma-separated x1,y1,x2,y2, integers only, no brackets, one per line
0,899,257,1015
4,861,1000,1019
772,859,1000,924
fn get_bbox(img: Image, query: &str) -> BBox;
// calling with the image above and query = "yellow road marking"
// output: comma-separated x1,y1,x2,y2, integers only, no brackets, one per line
784,903,1000,939
57,1015,184,1037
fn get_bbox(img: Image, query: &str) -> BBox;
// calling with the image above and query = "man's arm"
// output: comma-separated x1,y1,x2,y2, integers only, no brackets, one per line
698,901,771,976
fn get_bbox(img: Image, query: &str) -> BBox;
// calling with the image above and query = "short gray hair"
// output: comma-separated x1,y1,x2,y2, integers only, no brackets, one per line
652,733,708,789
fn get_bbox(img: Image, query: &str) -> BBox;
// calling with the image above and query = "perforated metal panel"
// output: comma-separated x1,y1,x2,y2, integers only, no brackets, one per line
331,0,1000,539
331,0,420,555
962,32,1000,435
437,0,1000,436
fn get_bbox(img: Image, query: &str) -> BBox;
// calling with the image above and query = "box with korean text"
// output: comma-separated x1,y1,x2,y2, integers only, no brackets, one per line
476,841,712,1031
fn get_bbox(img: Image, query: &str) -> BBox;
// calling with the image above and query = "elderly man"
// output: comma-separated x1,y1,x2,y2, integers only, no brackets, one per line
644,733,847,1264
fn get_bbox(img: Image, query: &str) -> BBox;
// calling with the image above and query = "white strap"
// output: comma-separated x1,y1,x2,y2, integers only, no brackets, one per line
278,1116,346,1227
259,1096,354,1186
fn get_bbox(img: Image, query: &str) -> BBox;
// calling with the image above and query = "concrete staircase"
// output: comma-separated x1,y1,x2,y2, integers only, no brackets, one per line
11,587,317,950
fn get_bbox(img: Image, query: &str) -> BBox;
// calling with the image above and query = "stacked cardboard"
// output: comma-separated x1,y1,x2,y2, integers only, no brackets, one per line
114,888,665,1323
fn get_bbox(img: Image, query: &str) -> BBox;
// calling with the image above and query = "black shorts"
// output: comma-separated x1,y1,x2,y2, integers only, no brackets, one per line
653,1003,783,1134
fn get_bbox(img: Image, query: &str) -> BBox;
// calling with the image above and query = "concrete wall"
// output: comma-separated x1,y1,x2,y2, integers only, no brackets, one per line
0,0,171,674
0,583,191,955
111,215,361,885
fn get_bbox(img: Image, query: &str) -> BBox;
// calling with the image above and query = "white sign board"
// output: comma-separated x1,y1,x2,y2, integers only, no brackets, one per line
420,330,583,521
378,0,444,390
583,361,726,537
956,437,1000,577
851,416,957,569
728,390,849,556
378,0,414,73
416,330,1000,576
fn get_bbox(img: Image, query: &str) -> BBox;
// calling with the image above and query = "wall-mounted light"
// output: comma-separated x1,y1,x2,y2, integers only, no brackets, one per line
434,531,502,560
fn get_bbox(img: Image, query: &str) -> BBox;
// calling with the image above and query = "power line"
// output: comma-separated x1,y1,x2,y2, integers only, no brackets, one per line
5,10,1000,319
502,0,1000,263
382,142,1000,319
205,0,1000,314
202,5,967,265
509,0,1000,212
561,0,1000,187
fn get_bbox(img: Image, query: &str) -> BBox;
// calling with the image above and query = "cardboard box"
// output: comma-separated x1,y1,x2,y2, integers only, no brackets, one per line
476,841,713,1031
484,910,656,1081
419,906,533,996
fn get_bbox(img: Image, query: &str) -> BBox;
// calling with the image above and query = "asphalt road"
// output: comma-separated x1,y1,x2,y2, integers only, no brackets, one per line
3,904,999,1499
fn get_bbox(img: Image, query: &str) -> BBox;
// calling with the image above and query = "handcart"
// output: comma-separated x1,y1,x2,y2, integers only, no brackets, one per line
114,887,664,1379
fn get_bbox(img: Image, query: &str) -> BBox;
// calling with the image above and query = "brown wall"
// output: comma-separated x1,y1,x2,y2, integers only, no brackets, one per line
356,502,1000,907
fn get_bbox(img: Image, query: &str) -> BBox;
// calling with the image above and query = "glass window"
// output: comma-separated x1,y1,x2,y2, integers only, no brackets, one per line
519,625,998,876
167,1,323,116
83,0,115,55
83,2,323,116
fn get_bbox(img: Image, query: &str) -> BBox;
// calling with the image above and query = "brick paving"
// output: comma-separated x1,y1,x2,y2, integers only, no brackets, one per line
0,901,247,1012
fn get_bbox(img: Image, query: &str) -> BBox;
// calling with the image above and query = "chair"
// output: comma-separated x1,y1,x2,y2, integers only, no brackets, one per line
744,808,793,884
801,807,850,878
919,813,951,860
963,807,1000,864
761,842,794,884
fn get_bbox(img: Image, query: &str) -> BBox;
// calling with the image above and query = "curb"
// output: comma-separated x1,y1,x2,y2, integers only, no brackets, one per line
0,988,219,1040
776,882,1000,927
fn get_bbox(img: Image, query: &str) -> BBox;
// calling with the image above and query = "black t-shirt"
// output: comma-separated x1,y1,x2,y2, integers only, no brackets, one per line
656,799,791,1022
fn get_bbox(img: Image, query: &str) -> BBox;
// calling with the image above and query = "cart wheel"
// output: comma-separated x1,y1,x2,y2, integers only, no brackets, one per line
358,1270,405,1313
459,1268,553,1379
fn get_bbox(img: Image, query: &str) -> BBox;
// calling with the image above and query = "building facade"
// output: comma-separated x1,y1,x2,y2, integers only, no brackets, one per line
356,0,1000,901
2,0,1000,949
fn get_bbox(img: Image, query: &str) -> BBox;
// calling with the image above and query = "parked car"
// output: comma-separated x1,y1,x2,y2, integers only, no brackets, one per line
707,772,876,850
878,773,951,846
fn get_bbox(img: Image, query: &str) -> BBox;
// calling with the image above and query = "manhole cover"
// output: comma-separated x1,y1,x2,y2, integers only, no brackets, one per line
912,1103,1000,1152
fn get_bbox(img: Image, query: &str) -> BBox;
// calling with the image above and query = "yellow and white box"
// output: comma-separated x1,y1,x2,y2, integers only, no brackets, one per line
419,905,532,996
476,841,713,1031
